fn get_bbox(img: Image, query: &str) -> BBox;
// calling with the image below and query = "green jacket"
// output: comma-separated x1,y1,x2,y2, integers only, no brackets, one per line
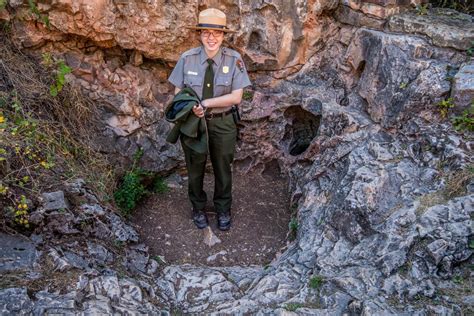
165,87,208,154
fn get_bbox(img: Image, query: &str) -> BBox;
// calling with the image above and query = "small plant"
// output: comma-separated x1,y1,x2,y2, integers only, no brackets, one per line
467,41,474,57
13,195,30,228
242,90,254,101
113,149,149,215
114,240,125,248
451,104,474,132
50,60,72,97
452,275,464,284
399,82,408,89
309,275,325,289
415,3,429,15
288,217,298,241
41,52,53,67
0,0,6,11
430,0,474,15
28,0,50,28
17,176,30,187
152,255,166,264
0,182,8,195
114,169,147,215
469,239,474,249
285,303,305,312
153,177,169,193
437,97,455,118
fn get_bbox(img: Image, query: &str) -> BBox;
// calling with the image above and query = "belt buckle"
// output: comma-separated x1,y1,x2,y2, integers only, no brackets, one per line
206,112,214,120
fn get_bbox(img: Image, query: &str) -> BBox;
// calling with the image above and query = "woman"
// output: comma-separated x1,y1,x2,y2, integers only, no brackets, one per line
168,8,251,231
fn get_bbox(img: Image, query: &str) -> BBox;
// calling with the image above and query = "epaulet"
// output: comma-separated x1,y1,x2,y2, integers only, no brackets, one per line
221,47,241,59
182,47,201,57
222,48,246,72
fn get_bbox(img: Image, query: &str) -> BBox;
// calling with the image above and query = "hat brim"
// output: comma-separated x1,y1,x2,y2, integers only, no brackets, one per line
186,26,236,33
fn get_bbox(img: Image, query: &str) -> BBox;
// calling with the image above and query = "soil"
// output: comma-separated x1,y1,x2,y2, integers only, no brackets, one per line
132,164,291,267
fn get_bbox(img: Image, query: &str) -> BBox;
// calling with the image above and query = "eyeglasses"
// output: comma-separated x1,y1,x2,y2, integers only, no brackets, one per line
201,30,224,39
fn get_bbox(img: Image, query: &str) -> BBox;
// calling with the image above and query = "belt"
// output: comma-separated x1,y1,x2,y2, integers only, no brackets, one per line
205,108,233,120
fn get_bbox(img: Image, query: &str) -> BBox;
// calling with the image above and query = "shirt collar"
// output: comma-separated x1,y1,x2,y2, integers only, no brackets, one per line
199,46,222,65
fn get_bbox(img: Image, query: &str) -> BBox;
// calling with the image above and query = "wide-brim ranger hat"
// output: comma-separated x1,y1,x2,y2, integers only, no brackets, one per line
186,8,236,33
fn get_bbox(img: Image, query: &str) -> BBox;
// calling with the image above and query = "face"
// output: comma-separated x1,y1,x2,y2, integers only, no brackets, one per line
200,30,224,54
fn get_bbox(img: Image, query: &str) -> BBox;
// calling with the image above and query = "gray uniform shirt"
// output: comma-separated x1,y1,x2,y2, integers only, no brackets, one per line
168,46,251,113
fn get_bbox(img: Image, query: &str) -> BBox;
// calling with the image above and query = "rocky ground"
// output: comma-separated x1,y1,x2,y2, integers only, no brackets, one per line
133,167,291,267
0,1,473,315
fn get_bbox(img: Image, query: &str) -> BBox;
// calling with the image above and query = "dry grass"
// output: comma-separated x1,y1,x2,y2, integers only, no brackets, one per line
0,32,116,229
444,166,474,199
416,164,473,215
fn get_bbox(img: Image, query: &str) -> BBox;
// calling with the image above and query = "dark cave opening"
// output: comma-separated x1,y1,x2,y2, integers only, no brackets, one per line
284,103,322,156
247,31,263,51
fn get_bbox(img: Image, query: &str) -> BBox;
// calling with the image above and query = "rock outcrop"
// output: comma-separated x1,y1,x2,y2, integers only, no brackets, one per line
0,0,473,314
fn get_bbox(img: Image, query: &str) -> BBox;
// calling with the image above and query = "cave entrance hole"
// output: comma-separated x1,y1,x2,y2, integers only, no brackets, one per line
284,104,322,156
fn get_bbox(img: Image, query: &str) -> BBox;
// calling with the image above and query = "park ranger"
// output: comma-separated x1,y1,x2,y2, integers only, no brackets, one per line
168,8,251,231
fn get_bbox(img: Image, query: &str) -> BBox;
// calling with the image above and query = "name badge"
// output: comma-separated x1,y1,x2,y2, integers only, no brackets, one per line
187,71,198,76
222,66,229,74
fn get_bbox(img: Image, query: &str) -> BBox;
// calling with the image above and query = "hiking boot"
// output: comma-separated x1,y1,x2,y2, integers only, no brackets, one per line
217,211,231,231
192,209,208,229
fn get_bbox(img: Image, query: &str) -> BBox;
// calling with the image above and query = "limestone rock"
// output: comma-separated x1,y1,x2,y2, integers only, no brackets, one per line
107,213,139,243
335,5,386,30
388,9,474,51
451,62,474,111
0,288,34,315
87,242,114,266
0,233,37,273
344,28,460,128
41,191,69,211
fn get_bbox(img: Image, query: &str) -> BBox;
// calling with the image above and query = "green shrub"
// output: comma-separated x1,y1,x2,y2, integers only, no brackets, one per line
113,169,147,215
28,0,50,28
437,98,455,118
451,104,474,132
50,60,72,97
452,275,464,284
242,90,254,101
288,217,298,241
285,303,305,311
153,177,169,193
113,149,148,215
430,0,474,15
467,41,474,57
415,3,429,15
309,275,325,289
113,150,170,215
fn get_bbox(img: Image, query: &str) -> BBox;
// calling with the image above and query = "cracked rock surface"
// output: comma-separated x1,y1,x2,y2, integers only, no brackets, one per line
0,1,473,315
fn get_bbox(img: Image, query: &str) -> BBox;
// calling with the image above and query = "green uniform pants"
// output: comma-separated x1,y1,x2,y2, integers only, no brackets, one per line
181,114,237,214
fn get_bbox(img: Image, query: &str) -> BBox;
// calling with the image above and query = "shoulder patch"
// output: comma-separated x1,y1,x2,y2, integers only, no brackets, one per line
236,59,245,72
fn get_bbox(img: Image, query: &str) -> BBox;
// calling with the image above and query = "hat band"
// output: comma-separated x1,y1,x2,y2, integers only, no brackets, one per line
197,23,226,29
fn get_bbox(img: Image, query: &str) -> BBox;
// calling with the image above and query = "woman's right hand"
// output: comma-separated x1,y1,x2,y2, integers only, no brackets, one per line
193,104,205,118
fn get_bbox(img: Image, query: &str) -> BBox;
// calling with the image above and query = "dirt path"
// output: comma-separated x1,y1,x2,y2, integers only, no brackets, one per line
132,166,291,267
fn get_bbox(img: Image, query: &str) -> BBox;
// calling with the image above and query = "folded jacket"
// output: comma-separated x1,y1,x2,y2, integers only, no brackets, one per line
164,87,208,154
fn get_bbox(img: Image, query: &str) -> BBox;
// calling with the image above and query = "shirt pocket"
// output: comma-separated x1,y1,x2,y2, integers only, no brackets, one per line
184,74,203,90
215,75,232,96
